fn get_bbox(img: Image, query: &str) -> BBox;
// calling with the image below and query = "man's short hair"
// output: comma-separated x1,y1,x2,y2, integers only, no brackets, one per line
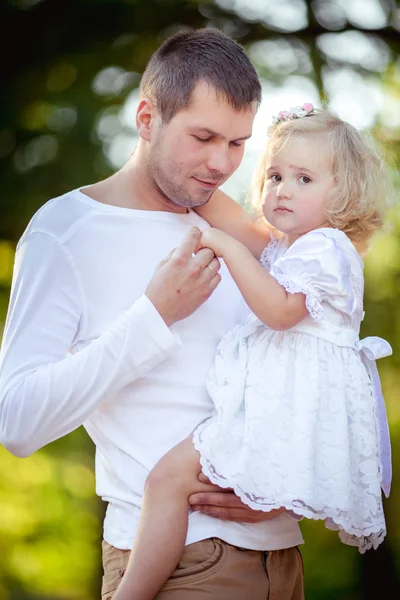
140,28,262,122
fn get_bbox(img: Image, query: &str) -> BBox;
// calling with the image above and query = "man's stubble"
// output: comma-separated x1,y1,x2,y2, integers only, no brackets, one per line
147,133,218,210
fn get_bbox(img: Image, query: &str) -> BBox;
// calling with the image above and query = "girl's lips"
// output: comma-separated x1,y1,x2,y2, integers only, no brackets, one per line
274,207,293,212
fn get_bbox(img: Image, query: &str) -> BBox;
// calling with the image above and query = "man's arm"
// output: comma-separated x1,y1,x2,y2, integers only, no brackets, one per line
0,227,220,457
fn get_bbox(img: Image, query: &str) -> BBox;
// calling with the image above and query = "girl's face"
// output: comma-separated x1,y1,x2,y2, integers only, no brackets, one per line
262,135,335,245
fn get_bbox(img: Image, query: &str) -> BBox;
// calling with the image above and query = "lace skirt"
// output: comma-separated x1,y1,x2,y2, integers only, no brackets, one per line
193,320,386,553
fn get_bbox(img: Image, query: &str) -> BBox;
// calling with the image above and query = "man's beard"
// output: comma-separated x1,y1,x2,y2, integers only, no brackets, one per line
148,145,219,209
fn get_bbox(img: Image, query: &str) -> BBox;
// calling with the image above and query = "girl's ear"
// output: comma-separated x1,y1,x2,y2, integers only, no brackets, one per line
136,98,157,141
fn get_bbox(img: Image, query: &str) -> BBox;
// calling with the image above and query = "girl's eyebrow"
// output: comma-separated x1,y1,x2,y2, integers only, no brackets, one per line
289,165,318,176
267,165,318,176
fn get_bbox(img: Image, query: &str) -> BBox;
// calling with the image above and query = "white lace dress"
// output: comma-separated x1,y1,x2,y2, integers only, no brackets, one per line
193,228,392,553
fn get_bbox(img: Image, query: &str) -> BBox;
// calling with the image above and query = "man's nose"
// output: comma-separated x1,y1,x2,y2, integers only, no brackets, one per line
206,145,234,177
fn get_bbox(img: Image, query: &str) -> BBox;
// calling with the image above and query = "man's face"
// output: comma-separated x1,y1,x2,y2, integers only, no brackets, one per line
147,82,257,210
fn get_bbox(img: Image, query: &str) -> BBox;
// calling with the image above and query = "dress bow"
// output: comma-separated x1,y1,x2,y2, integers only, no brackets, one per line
356,336,392,497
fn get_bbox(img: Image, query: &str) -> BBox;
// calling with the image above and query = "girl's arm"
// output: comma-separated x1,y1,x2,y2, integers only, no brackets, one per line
201,228,308,330
195,189,271,259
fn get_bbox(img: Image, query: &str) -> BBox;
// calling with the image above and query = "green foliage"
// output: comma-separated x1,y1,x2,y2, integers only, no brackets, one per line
0,432,102,599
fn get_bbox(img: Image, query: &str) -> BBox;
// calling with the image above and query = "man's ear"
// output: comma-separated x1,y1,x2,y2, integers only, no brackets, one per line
136,98,157,141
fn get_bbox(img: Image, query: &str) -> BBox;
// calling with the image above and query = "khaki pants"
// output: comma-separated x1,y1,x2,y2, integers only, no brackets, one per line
101,538,304,600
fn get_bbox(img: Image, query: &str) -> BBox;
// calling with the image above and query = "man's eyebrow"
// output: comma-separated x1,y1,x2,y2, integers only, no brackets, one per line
192,127,252,141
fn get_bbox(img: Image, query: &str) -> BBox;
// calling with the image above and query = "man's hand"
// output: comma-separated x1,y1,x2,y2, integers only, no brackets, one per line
145,227,221,326
188,473,285,523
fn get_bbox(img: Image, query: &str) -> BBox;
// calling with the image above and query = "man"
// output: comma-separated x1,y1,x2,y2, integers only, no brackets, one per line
0,29,304,599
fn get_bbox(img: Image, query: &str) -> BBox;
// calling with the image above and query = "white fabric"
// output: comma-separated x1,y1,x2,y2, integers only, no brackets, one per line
0,188,303,552
193,228,392,553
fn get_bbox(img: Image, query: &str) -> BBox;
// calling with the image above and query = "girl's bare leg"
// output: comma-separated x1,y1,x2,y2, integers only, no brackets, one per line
112,435,219,600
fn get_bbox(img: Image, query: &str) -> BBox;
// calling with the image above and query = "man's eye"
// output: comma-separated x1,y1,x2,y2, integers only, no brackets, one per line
231,141,243,148
194,136,211,142
299,175,312,184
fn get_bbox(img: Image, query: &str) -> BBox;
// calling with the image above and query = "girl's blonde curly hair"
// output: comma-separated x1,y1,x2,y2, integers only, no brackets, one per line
250,108,393,254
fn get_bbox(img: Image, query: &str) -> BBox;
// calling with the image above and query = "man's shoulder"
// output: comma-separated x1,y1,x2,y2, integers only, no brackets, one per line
22,188,93,244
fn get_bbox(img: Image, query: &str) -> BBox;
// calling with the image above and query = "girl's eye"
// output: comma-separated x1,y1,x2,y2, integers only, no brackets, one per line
299,175,312,184
271,174,281,182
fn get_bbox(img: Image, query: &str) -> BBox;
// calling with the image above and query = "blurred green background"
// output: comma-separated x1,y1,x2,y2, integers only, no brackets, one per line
0,0,399,598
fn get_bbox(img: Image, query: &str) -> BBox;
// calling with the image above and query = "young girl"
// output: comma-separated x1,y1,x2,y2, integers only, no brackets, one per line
114,106,393,599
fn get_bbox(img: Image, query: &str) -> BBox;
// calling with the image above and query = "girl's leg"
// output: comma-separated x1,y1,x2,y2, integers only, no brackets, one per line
113,435,219,600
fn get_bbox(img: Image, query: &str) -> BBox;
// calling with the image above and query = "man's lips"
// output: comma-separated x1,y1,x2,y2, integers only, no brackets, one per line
192,177,220,189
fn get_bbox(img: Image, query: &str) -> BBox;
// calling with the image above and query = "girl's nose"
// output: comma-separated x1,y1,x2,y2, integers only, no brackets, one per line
277,181,292,200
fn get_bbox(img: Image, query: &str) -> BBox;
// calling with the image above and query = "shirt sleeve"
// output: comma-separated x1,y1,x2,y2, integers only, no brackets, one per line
0,232,181,457
269,230,356,321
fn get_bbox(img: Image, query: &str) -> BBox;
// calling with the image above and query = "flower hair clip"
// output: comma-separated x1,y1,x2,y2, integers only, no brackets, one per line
272,103,315,125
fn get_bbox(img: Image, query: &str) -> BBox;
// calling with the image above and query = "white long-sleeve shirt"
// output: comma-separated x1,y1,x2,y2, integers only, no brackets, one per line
0,188,303,551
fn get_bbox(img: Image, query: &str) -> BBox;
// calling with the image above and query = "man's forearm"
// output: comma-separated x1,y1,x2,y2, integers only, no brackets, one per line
0,295,180,457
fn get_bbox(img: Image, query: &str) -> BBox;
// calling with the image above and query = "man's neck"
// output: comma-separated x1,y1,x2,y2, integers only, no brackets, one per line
82,150,188,214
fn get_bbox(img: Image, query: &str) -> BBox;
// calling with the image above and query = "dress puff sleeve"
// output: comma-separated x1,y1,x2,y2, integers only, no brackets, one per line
269,228,358,321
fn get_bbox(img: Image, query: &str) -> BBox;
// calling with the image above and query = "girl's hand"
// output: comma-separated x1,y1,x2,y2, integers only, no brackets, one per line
200,227,234,258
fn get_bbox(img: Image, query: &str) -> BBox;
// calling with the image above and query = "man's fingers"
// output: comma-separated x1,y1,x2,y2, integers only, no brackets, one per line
193,247,215,269
158,247,177,267
175,227,202,258
208,272,221,293
204,257,221,276
191,505,269,522
189,491,241,507
192,506,263,521
188,491,285,522
194,482,225,494
190,505,283,522
197,472,212,484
